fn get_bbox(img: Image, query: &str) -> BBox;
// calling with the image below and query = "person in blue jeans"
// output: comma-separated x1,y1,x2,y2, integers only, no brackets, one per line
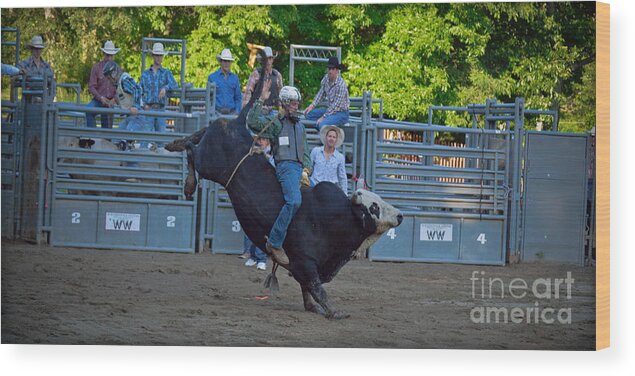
208,48,242,115
86,41,121,129
304,57,350,130
103,61,148,166
140,42,178,135
241,137,275,270
247,80,311,266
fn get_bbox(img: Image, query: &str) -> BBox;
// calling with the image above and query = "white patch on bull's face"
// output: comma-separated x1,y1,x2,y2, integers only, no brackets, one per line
351,189,402,234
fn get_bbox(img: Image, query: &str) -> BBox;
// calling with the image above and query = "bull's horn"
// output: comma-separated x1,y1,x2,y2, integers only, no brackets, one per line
351,190,363,205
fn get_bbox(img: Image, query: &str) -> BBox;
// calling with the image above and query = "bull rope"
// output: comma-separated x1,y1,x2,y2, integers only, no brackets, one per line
225,116,277,188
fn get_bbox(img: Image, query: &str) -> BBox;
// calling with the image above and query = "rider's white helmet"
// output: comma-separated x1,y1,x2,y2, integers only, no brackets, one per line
279,86,301,107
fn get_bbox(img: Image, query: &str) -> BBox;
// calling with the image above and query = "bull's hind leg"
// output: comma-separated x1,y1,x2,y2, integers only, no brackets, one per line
165,127,207,152
184,145,198,200
306,279,350,320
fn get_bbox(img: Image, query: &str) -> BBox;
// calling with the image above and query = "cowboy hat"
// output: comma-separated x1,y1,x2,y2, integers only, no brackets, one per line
319,125,345,149
28,35,46,49
216,48,235,61
257,46,278,61
327,57,345,70
151,42,169,56
100,40,120,55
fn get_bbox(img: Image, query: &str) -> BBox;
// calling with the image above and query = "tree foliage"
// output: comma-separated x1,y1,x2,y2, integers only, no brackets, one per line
1,2,596,132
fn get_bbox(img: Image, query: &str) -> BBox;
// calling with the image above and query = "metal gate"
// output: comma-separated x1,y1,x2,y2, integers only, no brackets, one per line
367,121,510,265
521,132,590,264
48,104,202,252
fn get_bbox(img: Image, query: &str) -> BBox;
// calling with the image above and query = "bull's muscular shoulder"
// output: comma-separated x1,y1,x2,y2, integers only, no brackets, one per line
295,182,369,243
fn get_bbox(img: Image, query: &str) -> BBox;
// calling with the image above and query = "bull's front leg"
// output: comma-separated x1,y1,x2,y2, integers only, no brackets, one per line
306,279,350,320
301,285,325,316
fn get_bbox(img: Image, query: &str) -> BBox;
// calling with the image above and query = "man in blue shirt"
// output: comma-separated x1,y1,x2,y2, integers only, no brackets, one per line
140,42,178,133
208,48,242,115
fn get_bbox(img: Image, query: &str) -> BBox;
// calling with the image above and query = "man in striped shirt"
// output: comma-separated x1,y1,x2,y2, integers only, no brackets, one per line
304,57,349,130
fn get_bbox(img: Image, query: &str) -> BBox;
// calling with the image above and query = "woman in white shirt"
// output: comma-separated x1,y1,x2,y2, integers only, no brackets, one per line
309,125,348,193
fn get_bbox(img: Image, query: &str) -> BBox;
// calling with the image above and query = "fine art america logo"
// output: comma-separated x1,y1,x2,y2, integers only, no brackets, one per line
469,271,574,324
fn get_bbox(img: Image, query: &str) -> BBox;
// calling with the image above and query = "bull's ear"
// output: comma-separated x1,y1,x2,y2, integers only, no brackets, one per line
351,204,377,234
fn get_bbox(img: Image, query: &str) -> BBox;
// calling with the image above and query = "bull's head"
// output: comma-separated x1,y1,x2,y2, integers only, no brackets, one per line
351,189,403,258
351,189,403,234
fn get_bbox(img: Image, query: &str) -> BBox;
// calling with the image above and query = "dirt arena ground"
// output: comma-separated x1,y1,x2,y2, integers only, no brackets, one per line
1,239,595,349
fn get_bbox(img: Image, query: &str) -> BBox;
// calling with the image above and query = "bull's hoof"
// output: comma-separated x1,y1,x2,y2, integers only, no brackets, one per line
184,174,197,200
305,303,326,316
326,311,350,320
165,137,188,152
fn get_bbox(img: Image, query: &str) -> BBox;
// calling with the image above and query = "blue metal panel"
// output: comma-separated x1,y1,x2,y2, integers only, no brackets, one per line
460,219,504,264
50,200,99,245
97,202,149,246
413,217,461,260
522,179,586,264
522,133,587,264
369,216,414,260
50,197,195,253
211,204,244,254
147,204,194,249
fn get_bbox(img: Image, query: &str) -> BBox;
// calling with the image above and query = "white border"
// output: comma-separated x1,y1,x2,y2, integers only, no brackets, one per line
2,0,633,375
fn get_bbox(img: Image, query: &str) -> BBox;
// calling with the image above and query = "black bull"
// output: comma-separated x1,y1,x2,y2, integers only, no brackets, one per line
167,114,402,320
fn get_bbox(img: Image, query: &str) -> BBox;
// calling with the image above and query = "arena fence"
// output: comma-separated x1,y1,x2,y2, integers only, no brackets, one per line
46,103,203,252
1,71,593,265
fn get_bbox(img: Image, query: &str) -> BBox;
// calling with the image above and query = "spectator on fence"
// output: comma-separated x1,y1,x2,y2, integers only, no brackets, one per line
86,41,121,129
140,42,178,134
304,57,349,130
310,125,347,193
247,81,311,266
102,61,148,150
242,46,283,115
241,136,274,270
17,35,54,78
208,48,242,115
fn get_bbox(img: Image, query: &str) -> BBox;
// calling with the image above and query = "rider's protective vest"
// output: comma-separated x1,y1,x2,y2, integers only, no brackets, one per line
274,116,304,165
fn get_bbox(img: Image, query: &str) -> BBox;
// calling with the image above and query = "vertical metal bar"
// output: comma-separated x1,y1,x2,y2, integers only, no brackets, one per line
358,91,367,189
35,74,51,243
510,97,525,259
141,38,147,77
289,45,295,87
205,81,213,123
180,39,186,87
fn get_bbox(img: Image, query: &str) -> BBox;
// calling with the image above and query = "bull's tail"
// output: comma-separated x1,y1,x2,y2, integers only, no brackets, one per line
264,262,280,292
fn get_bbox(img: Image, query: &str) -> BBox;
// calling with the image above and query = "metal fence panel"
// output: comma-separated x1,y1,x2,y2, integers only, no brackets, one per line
1,99,22,239
460,219,505,264
521,132,588,264
48,105,200,252
366,119,509,265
